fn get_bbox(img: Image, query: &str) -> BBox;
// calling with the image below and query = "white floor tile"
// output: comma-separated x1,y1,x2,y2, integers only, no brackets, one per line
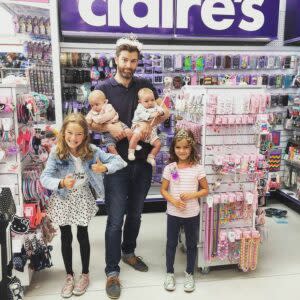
24,200,300,300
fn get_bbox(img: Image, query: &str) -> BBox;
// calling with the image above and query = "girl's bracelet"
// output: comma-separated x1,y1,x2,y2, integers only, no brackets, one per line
60,179,65,189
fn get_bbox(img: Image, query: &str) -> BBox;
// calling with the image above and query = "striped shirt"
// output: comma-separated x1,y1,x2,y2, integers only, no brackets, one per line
162,162,206,218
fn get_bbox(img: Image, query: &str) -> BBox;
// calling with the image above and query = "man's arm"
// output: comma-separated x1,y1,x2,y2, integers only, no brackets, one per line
89,122,109,133
89,122,127,141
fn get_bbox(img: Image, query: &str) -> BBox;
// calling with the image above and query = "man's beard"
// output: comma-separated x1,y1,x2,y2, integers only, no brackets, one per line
117,66,135,79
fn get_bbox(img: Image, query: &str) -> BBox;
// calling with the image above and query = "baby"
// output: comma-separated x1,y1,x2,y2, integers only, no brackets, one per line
86,90,134,154
128,88,164,166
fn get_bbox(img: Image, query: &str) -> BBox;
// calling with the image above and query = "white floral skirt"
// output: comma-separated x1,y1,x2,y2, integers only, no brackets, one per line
47,185,98,227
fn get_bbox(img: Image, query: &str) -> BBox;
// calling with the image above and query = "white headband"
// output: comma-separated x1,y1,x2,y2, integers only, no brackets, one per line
116,34,143,51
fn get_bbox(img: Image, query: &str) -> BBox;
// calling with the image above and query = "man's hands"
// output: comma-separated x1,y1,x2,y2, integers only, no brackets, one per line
89,122,127,141
139,122,152,141
106,123,127,141
92,158,108,173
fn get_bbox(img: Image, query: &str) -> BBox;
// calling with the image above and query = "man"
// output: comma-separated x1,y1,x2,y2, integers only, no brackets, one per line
90,36,170,299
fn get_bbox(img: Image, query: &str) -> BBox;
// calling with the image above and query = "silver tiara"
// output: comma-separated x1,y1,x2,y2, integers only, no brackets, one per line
175,128,195,145
116,33,143,51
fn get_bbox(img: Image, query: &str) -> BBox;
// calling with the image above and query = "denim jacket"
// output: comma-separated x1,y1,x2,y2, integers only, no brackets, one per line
40,144,127,199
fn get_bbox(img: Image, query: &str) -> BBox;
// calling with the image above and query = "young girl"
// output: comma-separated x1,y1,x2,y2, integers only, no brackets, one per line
40,113,127,298
160,129,209,293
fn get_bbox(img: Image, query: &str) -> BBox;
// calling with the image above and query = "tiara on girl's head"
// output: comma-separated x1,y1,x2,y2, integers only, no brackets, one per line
175,128,195,145
116,33,143,51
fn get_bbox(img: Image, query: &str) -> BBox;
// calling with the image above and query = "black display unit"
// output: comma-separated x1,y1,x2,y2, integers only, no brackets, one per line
0,221,12,300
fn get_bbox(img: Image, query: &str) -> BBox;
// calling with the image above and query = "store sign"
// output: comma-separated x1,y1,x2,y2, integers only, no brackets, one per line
14,0,49,2
284,0,300,44
60,0,279,40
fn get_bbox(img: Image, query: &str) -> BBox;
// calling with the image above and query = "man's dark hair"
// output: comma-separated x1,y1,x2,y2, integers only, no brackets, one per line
116,44,140,57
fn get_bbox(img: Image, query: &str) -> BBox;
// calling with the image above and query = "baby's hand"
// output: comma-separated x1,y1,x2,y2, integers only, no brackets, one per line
172,199,186,210
63,174,76,189
85,115,92,125
180,193,195,201
92,158,108,173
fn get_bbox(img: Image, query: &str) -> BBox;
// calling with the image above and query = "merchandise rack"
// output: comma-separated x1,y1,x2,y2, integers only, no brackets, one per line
180,85,265,272
0,221,12,300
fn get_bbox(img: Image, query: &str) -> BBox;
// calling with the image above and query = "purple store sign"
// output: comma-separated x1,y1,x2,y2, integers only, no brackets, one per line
284,0,300,44
60,0,279,40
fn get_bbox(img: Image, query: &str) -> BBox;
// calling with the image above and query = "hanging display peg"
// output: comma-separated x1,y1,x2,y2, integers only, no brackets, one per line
183,75,191,86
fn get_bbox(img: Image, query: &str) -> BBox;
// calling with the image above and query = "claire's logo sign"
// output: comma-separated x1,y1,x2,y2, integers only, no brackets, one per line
78,0,264,31
60,0,279,39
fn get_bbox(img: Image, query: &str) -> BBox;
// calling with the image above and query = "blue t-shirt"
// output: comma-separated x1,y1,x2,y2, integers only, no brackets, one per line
95,77,159,161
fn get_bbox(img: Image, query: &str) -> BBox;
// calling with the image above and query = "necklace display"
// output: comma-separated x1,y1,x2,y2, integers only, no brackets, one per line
250,232,260,271
239,231,261,272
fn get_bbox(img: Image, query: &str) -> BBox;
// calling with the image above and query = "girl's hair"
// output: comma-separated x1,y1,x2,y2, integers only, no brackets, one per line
169,128,200,164
56,113,93,160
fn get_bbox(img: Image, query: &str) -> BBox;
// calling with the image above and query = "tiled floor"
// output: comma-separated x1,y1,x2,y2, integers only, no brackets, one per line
24,199,300,300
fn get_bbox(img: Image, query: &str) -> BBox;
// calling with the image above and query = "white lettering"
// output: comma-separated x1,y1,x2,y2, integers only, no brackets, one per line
121,0,159,28
78,0,106,27
201,0,235,30
162,0,174,28
239,0,265,31
76,0,267,33
108,0,120,26
176,0,201,29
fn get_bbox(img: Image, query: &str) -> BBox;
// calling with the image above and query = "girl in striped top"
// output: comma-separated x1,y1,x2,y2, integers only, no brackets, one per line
160,129,209,293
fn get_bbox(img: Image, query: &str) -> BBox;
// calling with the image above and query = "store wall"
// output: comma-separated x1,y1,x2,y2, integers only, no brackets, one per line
0,7,14,36
0,6,22,52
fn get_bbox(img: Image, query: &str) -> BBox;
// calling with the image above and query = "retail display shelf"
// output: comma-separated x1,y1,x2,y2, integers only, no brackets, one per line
62,67,91,71
284,159,300,168
145,195,165,202
287,139,300,145
0,1,50,12
0,83,27,88
96,195,165,205
278,189,300,206
183,85,267,90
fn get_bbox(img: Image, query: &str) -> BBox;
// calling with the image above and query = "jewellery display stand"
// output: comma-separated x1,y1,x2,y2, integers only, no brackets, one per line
0,84,29,214
0,84,35,291
0,84,39,288
179,85,266,273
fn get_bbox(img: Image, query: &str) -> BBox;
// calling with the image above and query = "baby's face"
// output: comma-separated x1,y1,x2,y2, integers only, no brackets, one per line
139,93,155,109
91,97,106,112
